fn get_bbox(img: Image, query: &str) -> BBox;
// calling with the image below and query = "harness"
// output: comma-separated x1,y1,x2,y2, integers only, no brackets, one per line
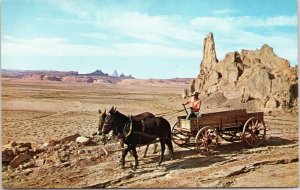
123,117,133,138
104,114,171,145
125,119,171,141
123,118,146,147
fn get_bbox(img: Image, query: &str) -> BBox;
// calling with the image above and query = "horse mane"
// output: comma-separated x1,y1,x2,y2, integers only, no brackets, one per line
114,110,130,122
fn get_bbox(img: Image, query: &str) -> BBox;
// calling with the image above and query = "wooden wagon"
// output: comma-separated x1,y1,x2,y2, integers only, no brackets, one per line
172,109,267,153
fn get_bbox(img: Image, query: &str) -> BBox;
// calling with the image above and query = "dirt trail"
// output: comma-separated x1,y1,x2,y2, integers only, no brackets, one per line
2,80,298,188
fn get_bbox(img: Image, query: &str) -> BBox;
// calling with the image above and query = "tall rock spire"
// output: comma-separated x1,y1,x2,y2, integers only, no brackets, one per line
190,32,298,113
200,32,218,74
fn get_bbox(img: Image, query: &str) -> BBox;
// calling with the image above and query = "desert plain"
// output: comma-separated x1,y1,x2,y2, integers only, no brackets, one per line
2,78,298,188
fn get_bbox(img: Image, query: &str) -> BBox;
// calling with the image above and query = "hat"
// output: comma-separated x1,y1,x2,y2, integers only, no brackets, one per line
192,91,199,96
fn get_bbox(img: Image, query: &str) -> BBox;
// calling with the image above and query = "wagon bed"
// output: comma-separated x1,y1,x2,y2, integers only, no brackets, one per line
172,109,266,153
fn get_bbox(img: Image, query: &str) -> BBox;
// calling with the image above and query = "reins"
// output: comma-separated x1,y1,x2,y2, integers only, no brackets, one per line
102,134,113,145
155,109,185,117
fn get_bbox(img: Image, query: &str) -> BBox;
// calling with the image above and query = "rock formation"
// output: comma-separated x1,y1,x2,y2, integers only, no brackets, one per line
190,32,298,113
61,76,94,83
87,69,109,76
112,70,119,77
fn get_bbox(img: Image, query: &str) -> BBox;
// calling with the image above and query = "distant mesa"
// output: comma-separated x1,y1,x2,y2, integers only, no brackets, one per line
86,69,109,76
188,32,298,113
2,69,135,84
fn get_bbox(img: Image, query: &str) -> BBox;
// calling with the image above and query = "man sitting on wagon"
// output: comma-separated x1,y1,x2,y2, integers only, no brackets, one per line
183,91,201,120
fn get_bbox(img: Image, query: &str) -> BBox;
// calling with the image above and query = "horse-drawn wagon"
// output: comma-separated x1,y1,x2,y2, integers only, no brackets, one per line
172,108,267,153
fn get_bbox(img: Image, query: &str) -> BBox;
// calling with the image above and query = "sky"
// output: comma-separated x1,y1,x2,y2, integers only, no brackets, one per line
2,0,298,79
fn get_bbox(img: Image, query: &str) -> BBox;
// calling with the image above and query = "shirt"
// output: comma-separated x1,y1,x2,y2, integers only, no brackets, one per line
184,98,201,112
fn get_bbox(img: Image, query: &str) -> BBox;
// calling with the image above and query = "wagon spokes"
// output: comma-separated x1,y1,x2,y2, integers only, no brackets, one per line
243,117,266,147
195,126,218,154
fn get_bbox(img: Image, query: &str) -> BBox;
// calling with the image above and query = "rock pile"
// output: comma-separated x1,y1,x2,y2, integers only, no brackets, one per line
190,32,298,113
2,134,110,173
2,142,44,168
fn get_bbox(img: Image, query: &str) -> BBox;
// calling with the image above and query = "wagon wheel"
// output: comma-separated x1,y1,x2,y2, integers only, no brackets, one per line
172,122,191,147
195,126,218,153
242,117,266,147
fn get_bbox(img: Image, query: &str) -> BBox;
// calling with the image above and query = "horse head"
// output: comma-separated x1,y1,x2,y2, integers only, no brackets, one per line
97,109,106,133
102,106,117,134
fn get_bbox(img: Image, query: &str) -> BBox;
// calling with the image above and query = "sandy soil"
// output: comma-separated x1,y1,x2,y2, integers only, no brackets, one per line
2,79,299,188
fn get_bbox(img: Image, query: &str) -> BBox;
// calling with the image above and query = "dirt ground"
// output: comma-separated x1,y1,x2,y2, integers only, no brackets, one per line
2,79,299,188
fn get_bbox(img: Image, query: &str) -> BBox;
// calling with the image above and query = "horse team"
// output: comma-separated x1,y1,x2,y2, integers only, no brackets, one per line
98,106,174,170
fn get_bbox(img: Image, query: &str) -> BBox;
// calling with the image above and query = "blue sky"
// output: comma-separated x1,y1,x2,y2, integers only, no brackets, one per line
2,0,298,79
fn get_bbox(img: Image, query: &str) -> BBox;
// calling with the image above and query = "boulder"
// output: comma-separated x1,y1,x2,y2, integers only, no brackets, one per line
47,151,61,163
34,159,45,167
77,149,85,154
61,133,81,143
17,142,32,149
2,148,16,163
76,136,91,145
2,142,33,163
11,141,18,147
9,153,32,168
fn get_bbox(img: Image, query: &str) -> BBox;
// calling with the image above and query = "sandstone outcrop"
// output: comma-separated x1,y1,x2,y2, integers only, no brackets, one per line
42,75,61,81
190,32,298,113
61,76,94,83
22,74,60,81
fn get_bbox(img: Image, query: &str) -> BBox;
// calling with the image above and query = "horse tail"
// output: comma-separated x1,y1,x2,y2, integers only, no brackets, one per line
157,117,172,138
168,127,172,139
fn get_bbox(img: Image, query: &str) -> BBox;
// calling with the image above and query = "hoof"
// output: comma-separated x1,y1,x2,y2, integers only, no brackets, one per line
130,163,137,171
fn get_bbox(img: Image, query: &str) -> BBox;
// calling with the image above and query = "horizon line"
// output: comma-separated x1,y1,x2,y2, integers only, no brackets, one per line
1,68,195,80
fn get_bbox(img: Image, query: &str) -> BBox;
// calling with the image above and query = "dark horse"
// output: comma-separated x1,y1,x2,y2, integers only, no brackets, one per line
102,106,174,169
97,109,158,157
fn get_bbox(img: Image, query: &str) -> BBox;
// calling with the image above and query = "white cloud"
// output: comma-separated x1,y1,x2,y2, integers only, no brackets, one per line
4,2,298,66
3,36,67,45
263,15,298,26
93,12,201,45
211,9,237,16
80,32,111,41
45,0,93,19
191,15,297,28
2,36,199,58
188,15,298,64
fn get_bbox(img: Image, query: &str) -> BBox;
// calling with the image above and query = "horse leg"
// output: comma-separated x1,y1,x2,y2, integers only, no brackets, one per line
165,138,174,160
120,145,131,168
143,144,149,158
129,144,138,170
119,139,124,148
119,139,125,164
158,140,166,166
152,143,158,154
